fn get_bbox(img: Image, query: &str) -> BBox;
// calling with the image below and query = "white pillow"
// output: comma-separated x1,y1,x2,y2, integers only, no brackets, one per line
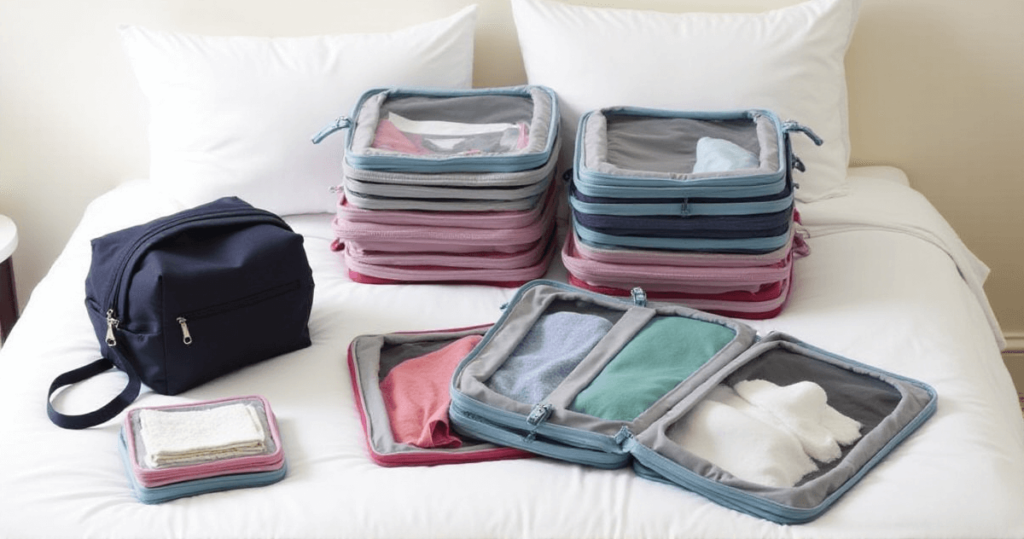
511,0,861,202
121,6,477,215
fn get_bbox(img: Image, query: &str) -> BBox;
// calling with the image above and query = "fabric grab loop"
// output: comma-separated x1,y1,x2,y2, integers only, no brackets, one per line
524,403,554,442
311,115,352,144
781,121,824,147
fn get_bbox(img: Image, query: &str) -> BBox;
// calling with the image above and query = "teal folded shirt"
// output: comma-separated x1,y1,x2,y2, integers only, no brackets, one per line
571,317,736,422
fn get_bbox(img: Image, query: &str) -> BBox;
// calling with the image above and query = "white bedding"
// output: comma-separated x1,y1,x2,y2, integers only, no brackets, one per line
2,166,1022,538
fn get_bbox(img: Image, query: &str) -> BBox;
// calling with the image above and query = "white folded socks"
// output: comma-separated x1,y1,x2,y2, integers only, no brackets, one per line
670,380,862,488
138,403,267,468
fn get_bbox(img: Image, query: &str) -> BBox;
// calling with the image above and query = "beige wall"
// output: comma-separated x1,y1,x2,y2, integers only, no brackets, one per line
1,0,1021,346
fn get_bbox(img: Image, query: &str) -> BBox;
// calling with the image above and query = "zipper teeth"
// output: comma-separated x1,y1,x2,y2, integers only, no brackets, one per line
180,280,301,320
449,396,624,459
105,209,287,319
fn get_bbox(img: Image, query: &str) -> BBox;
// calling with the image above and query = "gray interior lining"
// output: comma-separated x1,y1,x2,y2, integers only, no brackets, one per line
351,329,500,456
584,110,781,180
129,397,277,470
634,335,935,509
349,88,554,159
454,284,756,438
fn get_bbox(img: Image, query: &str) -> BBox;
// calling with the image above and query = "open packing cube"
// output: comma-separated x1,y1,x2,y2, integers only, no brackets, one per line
313,85,560,285
564,107,822,318
448,281,937,523
347,326,530,466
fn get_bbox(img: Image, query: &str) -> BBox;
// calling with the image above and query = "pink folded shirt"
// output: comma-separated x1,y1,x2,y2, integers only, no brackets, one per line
379,335,483,449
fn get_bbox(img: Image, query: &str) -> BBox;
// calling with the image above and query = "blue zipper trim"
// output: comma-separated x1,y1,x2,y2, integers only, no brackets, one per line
627,392,936,524
342,86,559,174
569,191,793,217
572,217,791,253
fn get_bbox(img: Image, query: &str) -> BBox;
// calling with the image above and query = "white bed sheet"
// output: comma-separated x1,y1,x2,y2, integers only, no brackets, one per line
1,167,1022,538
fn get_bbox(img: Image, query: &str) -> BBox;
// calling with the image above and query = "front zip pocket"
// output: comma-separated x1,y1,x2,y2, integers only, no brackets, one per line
174,281,302,346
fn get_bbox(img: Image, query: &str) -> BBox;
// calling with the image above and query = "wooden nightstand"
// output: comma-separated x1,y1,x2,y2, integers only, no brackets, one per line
0,215,18,343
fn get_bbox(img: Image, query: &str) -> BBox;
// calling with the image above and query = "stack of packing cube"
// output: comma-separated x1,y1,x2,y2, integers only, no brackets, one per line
314,86,561,286
561,107,821,319
118,396,286,504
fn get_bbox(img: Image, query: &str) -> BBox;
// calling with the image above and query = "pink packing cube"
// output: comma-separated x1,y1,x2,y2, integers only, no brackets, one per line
121,395,284,489
562,230,805,319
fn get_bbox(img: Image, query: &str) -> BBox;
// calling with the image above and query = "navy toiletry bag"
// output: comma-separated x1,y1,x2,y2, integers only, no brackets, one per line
47,197,315,429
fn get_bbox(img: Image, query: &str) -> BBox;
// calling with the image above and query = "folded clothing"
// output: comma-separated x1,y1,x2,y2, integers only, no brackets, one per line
571,317,736,421
380,335,483,449
668,380,863,488
692,137,760,174
139,402,266,468
487,311,613,404
121,395,287,502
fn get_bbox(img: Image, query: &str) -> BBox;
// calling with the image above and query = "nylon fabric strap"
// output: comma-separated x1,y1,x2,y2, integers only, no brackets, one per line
46,351,141,430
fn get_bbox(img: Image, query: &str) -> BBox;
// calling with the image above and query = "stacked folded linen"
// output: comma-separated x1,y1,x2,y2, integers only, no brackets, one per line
563,107,820,318
318,86,561,286
119,396,286,504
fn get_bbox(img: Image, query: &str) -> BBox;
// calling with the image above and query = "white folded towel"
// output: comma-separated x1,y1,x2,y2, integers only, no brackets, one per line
139,403,266,468
668,385,818,488
734,380,862,464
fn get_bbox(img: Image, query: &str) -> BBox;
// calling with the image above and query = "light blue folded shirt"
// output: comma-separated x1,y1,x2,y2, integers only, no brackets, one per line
692,137,759,173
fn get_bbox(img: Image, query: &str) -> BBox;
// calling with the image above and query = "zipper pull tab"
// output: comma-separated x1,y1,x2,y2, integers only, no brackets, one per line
177,317,193,345
311,115,352,144
630,287,647,307
105,310,119,347
524,403,554,443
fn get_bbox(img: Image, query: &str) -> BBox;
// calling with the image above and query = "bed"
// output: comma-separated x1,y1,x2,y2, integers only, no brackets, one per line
3,0,1024,537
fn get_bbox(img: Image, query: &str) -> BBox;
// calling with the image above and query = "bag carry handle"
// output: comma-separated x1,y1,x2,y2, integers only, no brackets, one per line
46,347,141,430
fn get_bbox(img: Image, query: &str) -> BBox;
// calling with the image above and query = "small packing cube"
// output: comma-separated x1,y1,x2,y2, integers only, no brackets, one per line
570,107,820,253
347,326,531,466
118,395,286,504
448,281,936,523
315,85,560,212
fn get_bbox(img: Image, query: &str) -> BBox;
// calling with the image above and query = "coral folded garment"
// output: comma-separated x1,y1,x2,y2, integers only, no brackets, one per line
138,403,266,468
570,317,737,421
379,335,483,449
487,311,613,404
668,380,863,488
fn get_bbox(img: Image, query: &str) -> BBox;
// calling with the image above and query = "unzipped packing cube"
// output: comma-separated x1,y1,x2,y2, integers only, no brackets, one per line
448,281,936,523
347,326,531,466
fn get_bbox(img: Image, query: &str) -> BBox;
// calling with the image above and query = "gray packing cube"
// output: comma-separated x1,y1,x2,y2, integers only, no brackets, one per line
449,280,937,524
569,108,820,252
348,326,530,466
313,85,560,210
573,107,820,202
